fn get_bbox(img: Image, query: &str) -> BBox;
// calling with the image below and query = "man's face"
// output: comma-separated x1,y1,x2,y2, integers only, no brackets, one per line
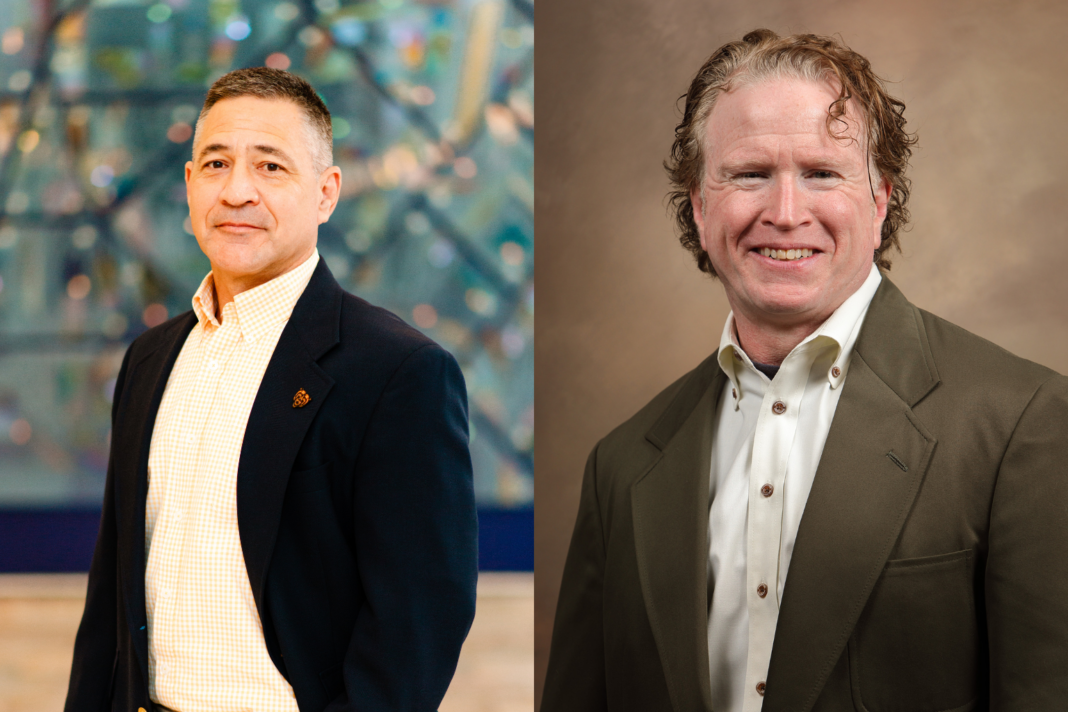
186,96,340,289
691,77,890,333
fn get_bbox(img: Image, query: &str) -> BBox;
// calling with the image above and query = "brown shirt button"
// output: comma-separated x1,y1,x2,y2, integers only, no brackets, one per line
732,388,737,399
831,366,841,378
772,401,786,414
756,681,766,695
734,351,742,361
760,484,774,497
756,583,768,598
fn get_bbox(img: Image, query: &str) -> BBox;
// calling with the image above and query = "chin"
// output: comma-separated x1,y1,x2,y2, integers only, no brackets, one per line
750,286,821,317
208,246,267,272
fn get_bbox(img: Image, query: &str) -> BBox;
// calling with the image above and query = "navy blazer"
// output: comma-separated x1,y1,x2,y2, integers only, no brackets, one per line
64,260,478,712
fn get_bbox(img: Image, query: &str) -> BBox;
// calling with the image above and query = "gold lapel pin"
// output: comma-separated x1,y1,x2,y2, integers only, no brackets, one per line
292,388,311,408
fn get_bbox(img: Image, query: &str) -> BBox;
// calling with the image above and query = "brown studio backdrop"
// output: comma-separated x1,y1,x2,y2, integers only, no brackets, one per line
534,0,1068,706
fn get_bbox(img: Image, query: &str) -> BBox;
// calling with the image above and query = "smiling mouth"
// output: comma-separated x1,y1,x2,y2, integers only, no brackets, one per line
758,247,815,261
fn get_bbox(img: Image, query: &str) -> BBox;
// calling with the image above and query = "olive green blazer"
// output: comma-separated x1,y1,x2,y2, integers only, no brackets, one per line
542,277,1068,712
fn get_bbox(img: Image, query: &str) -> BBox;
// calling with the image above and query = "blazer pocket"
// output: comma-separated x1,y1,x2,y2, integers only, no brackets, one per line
849,549,979,712
288,462,333,495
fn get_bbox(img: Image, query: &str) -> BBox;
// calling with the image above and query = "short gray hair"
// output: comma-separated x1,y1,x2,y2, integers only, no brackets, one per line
194,66,333,174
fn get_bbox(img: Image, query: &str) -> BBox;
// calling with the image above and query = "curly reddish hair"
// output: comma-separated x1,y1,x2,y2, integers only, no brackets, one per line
665,29,917,276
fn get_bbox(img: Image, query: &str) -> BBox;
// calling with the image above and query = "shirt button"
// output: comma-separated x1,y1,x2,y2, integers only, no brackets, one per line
832,366,841,378
208,358,219,371
760,484,774,497
733,351,742,361
185,434,195,445
756,681,766,696
756,583,768,598
732,388,737,399
772,401,786,415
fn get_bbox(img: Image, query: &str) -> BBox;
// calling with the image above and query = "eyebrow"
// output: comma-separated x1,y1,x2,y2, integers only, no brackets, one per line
196,143,296,165
718,153,853,173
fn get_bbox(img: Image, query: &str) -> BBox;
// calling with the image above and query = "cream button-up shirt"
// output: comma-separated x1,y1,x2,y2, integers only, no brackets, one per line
707,263,882,712
144,250,319,712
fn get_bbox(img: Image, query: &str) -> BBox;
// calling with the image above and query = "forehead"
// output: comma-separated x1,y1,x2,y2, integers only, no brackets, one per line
196,96,314,160
704,77,865,160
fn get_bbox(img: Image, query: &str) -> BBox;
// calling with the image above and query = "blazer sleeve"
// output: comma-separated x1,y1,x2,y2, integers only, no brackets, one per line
540,444,609,712
64,344,133,711
986,374,1068,707
326,342,478,712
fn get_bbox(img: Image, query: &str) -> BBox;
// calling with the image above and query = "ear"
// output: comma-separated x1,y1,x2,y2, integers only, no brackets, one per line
317,166,343,224
872,176,891,249
184,161,193,207
691,187,708,251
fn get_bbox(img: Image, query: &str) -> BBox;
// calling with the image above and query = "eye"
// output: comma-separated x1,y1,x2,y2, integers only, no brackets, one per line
205,160,225,169
809,170,837,179
265,163,281,171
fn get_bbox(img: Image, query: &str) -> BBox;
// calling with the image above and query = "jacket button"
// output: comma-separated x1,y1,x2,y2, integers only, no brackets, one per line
139,708,147,712
772,401,786,414
760,484,774,497
756,583,768,598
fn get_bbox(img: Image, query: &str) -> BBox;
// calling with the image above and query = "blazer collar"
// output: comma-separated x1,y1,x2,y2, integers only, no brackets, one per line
850,276,940,408
236,258,342,607
114,310,198,683
634,353,724,712
763,276,940,711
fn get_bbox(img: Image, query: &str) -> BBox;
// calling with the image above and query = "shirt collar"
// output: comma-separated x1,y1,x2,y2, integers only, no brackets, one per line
717,262,883,400
191,249,320,343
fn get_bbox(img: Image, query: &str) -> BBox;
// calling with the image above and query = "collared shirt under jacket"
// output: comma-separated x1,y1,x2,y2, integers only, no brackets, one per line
708,264,882,712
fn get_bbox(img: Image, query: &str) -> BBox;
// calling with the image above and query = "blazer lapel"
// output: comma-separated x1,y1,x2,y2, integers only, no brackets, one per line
237,259,342,607
633,355,723,712
113,311,197,679
763,278,940,712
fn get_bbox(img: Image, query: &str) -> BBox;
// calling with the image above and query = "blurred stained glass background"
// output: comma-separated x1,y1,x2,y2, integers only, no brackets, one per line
0,0,533,513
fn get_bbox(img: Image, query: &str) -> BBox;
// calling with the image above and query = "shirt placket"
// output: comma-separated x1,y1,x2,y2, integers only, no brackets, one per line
168,319,241,670
154,325,215,687
743,358,806,710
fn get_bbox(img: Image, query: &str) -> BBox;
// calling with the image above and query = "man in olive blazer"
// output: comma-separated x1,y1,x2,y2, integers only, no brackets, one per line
543,29,1068,711
543,276,1068,711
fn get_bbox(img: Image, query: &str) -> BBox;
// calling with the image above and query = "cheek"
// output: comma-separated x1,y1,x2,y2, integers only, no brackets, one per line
812,194,874,247
187,185,216,218
704,192,758,241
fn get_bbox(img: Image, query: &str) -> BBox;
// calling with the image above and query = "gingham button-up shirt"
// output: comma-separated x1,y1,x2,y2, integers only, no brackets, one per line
144,250,319,712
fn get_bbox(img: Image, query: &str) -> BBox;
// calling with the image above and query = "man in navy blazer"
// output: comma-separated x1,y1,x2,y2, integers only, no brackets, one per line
64,68,477,712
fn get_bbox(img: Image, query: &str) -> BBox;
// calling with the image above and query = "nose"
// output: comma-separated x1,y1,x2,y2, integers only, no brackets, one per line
219,161,259,207
762,176,809,230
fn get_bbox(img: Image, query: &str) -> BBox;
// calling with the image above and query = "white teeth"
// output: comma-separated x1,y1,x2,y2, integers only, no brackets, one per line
759,247,813,261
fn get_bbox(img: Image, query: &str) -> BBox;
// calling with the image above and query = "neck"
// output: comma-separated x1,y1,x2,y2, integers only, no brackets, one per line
732,312,826,366
212,279,237,323
209,248,315,323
